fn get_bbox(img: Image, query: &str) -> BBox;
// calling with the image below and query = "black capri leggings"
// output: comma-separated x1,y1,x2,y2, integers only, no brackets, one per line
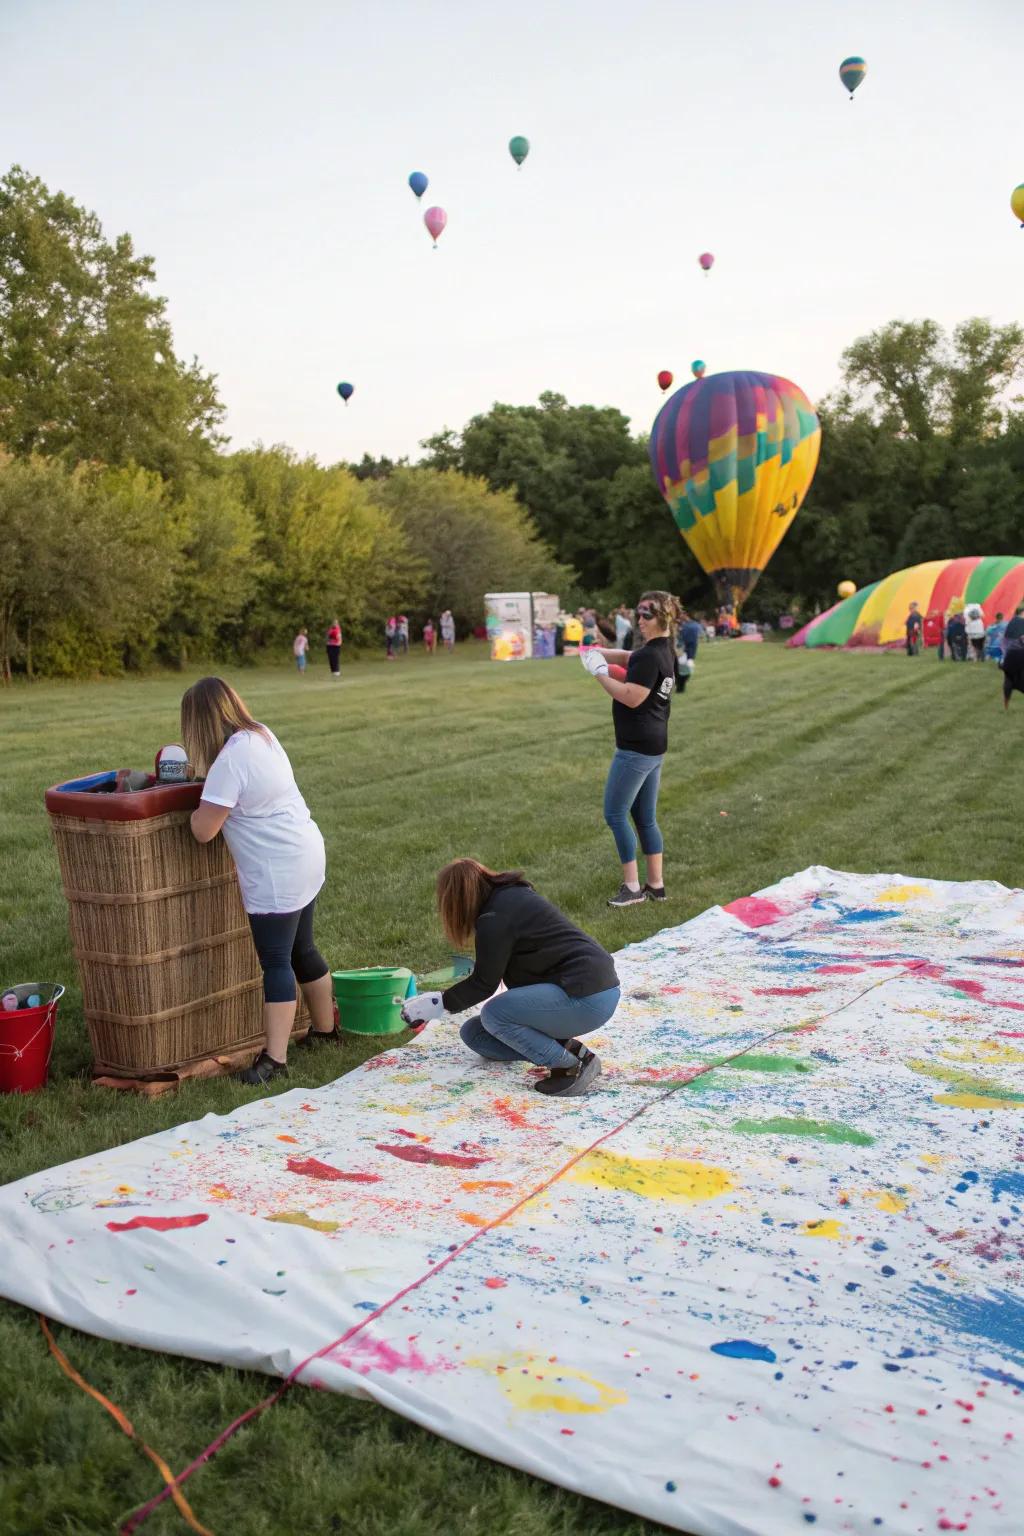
247,897,329,1003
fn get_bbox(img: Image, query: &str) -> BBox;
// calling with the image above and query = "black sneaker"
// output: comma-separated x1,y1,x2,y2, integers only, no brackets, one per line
607,883,647,907
643,883,667,901
534,1044,602,1097
234,1049,289,1086
298,1026,343,1048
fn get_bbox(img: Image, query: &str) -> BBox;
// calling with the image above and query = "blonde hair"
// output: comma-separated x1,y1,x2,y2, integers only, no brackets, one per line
436,859,530,948
180,677,269,777
637,590,681,637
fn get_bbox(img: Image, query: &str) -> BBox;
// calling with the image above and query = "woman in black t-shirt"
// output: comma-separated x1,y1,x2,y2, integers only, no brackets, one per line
580,589,680,908
400,860,620,1097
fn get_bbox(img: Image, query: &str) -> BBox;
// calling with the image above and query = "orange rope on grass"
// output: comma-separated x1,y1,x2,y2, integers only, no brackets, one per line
39,1315,215,1536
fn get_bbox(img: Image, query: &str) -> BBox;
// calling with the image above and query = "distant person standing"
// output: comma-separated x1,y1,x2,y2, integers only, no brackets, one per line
440,610,456,652
964,603,986,661
614,604,634,652
325,620,342,679
985,612,1008,661
945,609,967,662
423,619,437,654
397,615,410,655
677,608,701,694
1002,605,1024,648
293,628,309,676
905,602,923,656
1001,640,1024,708
385,616,398,660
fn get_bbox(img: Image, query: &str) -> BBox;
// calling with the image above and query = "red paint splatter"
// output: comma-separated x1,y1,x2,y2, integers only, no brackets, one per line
815,964,865,975
997,1031,1024,1038
392,1128,421,1139
754,986,819,997
362,1053,401,1072
491,1096,530,1130
768,1476,782,1488
484,1277,507,1289
724,896,786,927
375,1143,490,1168
287,1157,380,1183
125,1289,137,1296
560,1428,575,1435
106,1214,209,1233
277,1134,299,1144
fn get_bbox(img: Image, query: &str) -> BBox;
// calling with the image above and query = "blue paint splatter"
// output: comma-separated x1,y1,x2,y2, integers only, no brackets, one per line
845,1282,861,1293
992,1171,1024,1203
909,1285,1024,1368
711,1340,777,1364
579,1295,590,1304
838,909,890,924
354,1301,378,1312
980,1365,1024,1389
880,1265,896,1277
665,1481,677,1493
837,1360,858,1369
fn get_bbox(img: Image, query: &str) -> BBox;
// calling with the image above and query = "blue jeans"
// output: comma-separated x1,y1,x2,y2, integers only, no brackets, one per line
460,984,621,1069
603,748,664,864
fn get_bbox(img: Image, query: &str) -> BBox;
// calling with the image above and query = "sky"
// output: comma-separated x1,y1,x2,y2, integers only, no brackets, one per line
3,0,1022,464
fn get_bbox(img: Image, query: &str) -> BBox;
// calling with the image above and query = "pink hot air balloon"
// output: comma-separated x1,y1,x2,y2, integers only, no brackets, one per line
698,252,714,273
424,206,447,247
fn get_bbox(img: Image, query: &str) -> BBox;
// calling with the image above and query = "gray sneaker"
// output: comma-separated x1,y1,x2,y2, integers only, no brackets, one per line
607,882,647,907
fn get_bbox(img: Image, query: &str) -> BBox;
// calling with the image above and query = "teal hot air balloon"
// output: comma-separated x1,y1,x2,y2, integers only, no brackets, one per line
508,135,530,167
336,382,354,405
691,360,706,379
839,56,867,98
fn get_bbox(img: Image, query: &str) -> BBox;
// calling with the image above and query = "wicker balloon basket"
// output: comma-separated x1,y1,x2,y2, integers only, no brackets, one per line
46,772,306,1077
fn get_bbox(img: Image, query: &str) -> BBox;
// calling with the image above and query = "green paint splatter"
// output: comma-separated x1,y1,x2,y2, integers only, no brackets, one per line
731,1116,875,1146
682,1071,734,1093
445,1082,475,1097
906,1059,1024,1103
724,1054,813,1075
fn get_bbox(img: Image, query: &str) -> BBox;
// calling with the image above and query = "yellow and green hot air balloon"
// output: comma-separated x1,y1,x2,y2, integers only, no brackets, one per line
839,56,867,98
649,370,821,613
1012,184,1024,227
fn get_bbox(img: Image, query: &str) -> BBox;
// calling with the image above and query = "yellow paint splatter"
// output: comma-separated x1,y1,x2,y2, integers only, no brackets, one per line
455,1211,489,1227
207,1184,233,1200
377,1103,420,1114
876,883,932,904
870,1191,908,1213
390,1073,430,1086
942,1041,1024,1066
568,1150,734,1203
467,1352,628,1415
920,1154,943,1165
115,1185,135,1194
799,1219,845,1239
266,1210,340,1233
934,1093,1024,1110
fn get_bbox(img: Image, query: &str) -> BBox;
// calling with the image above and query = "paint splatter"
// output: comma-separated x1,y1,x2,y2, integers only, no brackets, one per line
724,896,786,927
799,1219,845,1239
468,1352,628,1414
731,1117,874,1146
456,1211,489,1227
724,1053,813,1075
569,1150,734,1203
106,1214,209,1234
375,1144,490,1169
461,1180,514,1193
710,1340,777,1364
908,1285,1024,1368
484,1277,507,1289
286,1157,381,1183
491,1097,531,1130
330,1333,450,1376
266,1211,341,1233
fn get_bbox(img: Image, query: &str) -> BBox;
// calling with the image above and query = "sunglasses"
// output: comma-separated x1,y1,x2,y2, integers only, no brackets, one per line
636,605,657,620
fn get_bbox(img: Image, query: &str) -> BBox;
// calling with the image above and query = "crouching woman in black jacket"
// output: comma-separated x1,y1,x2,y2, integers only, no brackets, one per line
401,860,619,1097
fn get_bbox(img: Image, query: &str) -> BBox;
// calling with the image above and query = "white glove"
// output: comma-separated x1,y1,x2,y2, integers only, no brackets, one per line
581,648,609,677
400,991,447,1026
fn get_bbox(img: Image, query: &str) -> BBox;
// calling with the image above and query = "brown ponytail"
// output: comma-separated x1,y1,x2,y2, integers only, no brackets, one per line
436,859,531,947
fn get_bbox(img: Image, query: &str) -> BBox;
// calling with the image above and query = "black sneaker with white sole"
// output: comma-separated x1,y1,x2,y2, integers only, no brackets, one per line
607,882,647,907
643,883,667,901
534,1042,602,1097
234,1049,289,1086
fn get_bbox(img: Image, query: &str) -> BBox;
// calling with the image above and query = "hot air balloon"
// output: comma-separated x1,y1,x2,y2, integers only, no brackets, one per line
691,360,706,379
839,56,867,97
408,171,429,199
509,135,530,167
837,580,856,599
423,206,447,246
336,382,354,405
649,370,821,613
698,252,714,273
657,370,674,393
1012,184,1024,227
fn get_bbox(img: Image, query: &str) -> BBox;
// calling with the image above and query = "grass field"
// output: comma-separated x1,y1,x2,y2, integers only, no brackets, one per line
0,640,1015,1536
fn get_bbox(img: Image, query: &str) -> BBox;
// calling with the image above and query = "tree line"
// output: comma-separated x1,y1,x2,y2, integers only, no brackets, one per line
2,163,1022,680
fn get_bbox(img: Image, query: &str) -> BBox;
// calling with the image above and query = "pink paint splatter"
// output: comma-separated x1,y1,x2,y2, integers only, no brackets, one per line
362,1053,402,1072
375,1143,490,1169
287,1157,381,1184
328,1332,450,1376
392,1128,421,1139
106,1214,208,1234
724,896,786,927
754,986,819,997
815,964,865,975
484,1277,507,1289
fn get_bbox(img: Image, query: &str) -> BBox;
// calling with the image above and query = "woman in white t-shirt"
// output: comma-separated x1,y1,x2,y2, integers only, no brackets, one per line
182,677,336,1086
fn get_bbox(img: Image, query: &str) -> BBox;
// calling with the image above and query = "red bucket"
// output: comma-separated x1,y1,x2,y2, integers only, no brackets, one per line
0,983,64,1093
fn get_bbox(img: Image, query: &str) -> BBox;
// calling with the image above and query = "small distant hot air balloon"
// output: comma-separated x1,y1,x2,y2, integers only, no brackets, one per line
698,252,714,274
657,370,674,393
691,360,706,379
1012,184,1024,227
336,382,354,405
839,56,867,98
837,580,857,599
508,135,530,167
423,206,447,246
408,171,429,199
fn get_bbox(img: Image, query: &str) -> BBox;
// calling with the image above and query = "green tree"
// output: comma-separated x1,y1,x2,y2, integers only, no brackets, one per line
368,467,574,627
163,475,263,667
0,165,224,481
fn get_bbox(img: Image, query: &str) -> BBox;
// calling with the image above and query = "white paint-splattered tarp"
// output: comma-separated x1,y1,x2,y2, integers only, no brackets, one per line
1,868,1023,1536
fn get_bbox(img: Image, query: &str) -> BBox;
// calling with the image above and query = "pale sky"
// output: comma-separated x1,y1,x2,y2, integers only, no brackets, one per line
3,0,1022,463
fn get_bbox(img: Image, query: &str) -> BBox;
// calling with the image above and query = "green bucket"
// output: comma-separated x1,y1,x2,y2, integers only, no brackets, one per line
332,967,414,1036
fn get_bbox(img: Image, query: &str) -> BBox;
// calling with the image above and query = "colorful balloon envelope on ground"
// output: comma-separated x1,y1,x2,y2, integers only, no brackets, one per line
839,56,867,97
837,580,857,599
691,360,706,379
649,370,821,612
657,370,674,393
698,252,714,273
1012,184,1024,226
508,135,530,167
423,206,447,246
408,171,429,199
336,382,354,404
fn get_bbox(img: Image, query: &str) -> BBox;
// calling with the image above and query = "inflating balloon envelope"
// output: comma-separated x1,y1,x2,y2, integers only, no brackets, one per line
649,370,821,612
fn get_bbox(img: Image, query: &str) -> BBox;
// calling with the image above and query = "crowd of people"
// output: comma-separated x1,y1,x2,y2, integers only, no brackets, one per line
904,600,1024,708
292,611,459,677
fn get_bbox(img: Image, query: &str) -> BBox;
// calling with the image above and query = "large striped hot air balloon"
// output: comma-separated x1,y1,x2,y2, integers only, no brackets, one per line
649,370,821,612
788,556,1024,650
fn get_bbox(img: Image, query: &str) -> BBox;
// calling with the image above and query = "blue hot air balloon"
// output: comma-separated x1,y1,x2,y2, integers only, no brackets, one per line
336,382,354,405
408,171,429,199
